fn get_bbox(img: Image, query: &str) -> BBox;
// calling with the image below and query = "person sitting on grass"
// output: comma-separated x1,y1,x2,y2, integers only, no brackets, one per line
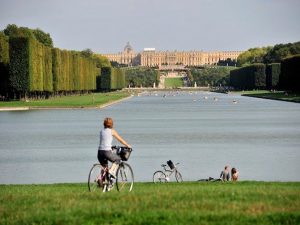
231,167,239,181
220,165,230,181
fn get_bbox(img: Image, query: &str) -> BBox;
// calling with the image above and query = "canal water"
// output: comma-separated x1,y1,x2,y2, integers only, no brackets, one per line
0,91,300,184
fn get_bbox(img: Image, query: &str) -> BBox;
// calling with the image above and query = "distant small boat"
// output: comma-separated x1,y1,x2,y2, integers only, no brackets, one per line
232,100,238,104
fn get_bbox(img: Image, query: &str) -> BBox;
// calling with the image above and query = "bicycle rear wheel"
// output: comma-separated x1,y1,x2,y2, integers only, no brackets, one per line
153,171,167,183
116,162,134,192
88,164,104,192
175,171,183,182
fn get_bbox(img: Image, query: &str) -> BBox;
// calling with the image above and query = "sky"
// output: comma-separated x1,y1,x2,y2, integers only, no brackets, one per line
0,0,299,54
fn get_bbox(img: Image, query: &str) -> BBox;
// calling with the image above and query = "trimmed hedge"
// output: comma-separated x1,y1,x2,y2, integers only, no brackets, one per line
0,33,9,95
230,63,266,90
100,67,125,90
266,63,280,89
112,68,125,90
9,37,53,94
0,33,9,64
100,67,111,91
9,37,98,97
279,55,300,91
30,38,53,92
9,37,30,94
52,48,97,92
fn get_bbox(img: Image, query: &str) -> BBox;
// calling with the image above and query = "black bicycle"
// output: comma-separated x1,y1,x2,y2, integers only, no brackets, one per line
88,146,134,192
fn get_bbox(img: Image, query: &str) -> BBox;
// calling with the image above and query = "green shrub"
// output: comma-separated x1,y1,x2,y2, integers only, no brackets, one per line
4,26,98,98
43,47,53,92
100,67,111,90
266,63,280,89
230,64,266,90
9,37,30,95
0,33,10,96
279,54,300,91
190,67,232,86
113,68,125,90
9,37,53,94
52,49,97,92
124,67,159,87
100,67,125,90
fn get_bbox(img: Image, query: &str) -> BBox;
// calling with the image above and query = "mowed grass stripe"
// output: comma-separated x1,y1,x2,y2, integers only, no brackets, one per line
0,91,131,108
0,182,300,225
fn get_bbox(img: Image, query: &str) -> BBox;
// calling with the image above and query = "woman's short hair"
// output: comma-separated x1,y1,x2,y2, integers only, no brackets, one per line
103,117,113,128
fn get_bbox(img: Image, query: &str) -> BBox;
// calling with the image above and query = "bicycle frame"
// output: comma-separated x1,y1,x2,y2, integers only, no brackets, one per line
153,162,182,183
163,165,177,179
88,146,134,192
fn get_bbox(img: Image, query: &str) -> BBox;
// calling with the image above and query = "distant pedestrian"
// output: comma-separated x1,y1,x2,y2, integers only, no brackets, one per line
231,167,239,181
220,165,230,181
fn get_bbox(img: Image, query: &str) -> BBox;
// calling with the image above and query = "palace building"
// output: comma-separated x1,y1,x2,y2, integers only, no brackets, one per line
103,42,242,67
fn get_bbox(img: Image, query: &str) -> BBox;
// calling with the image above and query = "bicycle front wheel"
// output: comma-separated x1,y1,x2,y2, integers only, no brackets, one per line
153,171,167,183
175,171,183,182
88,164,104,192
116,162,134,192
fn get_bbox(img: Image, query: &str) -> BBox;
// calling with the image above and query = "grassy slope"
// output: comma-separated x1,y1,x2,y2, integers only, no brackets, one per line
0,182,299,225
164,78,184,88
0,91,131,108
230,90,300,103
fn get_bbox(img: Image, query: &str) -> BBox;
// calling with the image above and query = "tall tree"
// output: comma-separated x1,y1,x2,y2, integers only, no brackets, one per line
3,24,34,38
3,24,53,47
94,54,111,68
32,28,53,47
81,48,94,58
264,42,300,63
237,47,271,66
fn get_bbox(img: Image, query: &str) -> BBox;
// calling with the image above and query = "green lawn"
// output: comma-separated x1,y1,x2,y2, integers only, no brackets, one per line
1,182,299,225
0,91,131,108
230,90,300,103
164,78,184,88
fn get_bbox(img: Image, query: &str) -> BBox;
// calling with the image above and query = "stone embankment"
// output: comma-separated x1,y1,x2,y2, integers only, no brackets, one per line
0,107,30,111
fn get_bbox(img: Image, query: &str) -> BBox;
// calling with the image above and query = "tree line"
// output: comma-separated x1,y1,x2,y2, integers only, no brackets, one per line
230,56,299,91
237,41,300,66
122,67,160,88
189,67,234,87
229,41,300,91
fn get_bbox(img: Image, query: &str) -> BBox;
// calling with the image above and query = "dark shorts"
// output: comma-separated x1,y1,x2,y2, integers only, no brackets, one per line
97,150,121,167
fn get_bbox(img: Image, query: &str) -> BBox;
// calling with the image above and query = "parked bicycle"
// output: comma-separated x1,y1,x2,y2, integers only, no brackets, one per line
153,160,183,183
88,146,134,192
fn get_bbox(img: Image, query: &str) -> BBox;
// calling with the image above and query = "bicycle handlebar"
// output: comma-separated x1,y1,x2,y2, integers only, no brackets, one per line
161,162,180,168
112,145,133,151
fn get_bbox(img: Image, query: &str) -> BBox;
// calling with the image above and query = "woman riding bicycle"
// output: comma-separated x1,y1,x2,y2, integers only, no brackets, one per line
98,117,131,177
